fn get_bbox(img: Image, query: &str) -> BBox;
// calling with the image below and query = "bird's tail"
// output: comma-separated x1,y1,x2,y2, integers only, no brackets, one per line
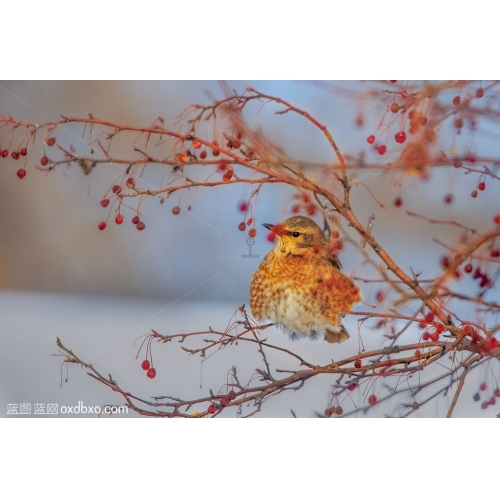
324,325,350,344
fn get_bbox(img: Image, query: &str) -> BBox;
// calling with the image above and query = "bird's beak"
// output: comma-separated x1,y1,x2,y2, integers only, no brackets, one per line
262,223,286,236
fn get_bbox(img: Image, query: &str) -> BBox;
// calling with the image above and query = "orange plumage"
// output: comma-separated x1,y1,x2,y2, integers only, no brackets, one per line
250,216,361,343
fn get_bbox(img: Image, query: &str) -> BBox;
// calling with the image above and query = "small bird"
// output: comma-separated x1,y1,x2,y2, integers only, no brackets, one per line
250,216,361,343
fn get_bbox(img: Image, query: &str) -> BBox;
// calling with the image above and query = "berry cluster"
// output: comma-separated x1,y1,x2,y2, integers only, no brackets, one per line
472,382,500,410
237,200,258,238
141,359,156,379
420,313,445,342
471,180,487,198
206,390,237,415
0,147,30,179
324,406,343,417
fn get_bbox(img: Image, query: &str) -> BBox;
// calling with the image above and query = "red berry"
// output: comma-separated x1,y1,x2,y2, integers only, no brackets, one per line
132,215,140,225
473,392,480,402
348,383,357,391
441,256,450,268
207,404,216,415
292,204,301,214
220,396,230,407
394,131,406,144
248,228,257,237
141,360,150,370
390,102,399,113
376,291,385,303
1,150,8,158
172,206,181,215
489,397,496,406
100,198,110,208
20,148,27,156
494,214,500,224
228,390,236,400
180,154,188,163
112,185,121,194
212,148,220,157
200,150,207,159
480,276,490,288
238,222,246,231
136,221,146,231
247,217,253,226
415,349,421,358
401,90,408,99
453,160,462,168
494,389,500,398
368,395,377,406
480,382,487,391
354,358,362,369
367,135,375,144
126,177,135,188
98,221,107,230
430,331,439,342
452,96,461,106
47,137,56,146
267,232,276,243
11,151,20,160
335,406,344,415
419,116,428,126
394,197,402,207
218,162,227,172
476,88,484,98
471,190,478,198
377,145,387,155
307,205,316,216
192,140,201,149
115,214,124,225
147,367,156,379
464,263,473,273
424,312,434,323
444,193,453,204
478,181,486,191
238,201,248,213
40,156,49,166
16,168,26,179
422,332,430,341
481,401,489,410
491,249,500,258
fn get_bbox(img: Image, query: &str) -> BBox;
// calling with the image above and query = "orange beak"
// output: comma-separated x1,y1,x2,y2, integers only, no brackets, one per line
262,223,287,236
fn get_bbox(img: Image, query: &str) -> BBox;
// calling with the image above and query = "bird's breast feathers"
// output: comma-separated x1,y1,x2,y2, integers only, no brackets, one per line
250,252,361,339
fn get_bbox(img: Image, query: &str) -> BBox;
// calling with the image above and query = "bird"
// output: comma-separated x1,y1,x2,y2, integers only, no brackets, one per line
249,216,361,343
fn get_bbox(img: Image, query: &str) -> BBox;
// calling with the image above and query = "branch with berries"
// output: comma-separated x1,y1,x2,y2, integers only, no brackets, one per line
3,81,500,416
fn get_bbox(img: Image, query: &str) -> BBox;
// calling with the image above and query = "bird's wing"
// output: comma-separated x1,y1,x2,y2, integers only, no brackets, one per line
326,253,342,270
307,256,362,321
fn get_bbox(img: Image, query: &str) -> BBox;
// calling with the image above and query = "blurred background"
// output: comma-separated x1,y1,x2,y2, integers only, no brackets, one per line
1,81,499,417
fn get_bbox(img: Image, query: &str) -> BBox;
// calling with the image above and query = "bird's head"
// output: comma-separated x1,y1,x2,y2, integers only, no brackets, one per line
263,216,327,256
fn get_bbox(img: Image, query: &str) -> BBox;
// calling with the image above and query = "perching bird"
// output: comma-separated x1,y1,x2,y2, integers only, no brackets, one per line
250,216,361,343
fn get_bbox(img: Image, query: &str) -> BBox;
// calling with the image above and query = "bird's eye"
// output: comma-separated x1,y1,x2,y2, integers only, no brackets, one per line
292,232,300,238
